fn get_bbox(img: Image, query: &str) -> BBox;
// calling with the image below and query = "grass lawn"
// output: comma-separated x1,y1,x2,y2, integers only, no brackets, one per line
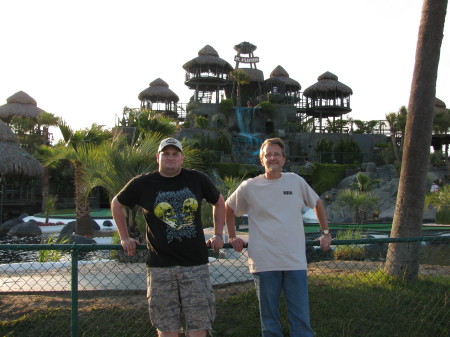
1,272,448,337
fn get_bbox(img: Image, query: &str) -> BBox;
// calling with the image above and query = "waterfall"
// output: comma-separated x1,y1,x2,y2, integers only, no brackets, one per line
235,107,256,135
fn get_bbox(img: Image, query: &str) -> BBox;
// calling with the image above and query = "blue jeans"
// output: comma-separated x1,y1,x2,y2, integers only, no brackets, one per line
253,270,314,337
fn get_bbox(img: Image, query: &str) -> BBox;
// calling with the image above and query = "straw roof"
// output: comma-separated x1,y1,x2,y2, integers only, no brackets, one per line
0,91,45,122
0,119,43,176
435,97,447,109
264,65,301,90
0,119,17,142
182,45,233,72
138,78,179,103
232,68,264,82
234,41,257,54
303,71,353,98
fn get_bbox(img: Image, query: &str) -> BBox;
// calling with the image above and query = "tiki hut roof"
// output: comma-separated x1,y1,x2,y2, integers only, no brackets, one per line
0,119,17,142
435,97,446,109
234,41,257,54
435,98,448,116
182,45,233,72
0,91,45,122
264,65,301,90
233,68,264,82
303,71,353,98
0,119,43,176
138,78,179,103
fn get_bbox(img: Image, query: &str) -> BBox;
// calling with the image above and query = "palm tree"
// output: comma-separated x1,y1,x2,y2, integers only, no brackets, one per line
385,0,447,281
53,122,112,235
35,145,58,211
351,172,381,192
231,69,250,107
385,112,401,163
334,189,379,224
386,106,407,163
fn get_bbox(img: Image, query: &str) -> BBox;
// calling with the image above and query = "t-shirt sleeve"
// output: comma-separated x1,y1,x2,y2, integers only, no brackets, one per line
299,177,320,208
116,176,141,208
226,180,249,217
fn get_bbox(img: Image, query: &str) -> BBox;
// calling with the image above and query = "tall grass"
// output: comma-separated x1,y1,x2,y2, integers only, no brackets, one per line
333,226,365,260
37,234,70,262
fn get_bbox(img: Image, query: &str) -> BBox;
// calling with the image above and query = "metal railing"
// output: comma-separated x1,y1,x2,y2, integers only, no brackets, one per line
1,236,449,337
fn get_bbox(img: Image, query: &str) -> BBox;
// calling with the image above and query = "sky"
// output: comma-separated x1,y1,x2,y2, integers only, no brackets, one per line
1,0,449,138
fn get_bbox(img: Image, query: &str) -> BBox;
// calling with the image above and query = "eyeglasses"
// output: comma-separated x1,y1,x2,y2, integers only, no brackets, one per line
264,153,283,159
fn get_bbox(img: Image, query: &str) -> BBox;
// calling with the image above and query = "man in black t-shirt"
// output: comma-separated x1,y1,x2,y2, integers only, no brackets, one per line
111,138,226,337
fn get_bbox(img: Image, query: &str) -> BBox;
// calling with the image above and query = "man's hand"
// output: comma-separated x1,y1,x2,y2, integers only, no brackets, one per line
229,237,246,253
120,237,140,256
207,236,224,250
318,234,332,251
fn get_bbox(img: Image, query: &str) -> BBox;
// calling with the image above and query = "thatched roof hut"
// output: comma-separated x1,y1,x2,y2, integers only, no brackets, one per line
0,119,43,176
139,78,179,103
182,45,233,102
264,65,301,91
303,71,353,98
138,78,179,118
0,91,45,123
182,45,233,74
435,98,447,112
234,41,257,54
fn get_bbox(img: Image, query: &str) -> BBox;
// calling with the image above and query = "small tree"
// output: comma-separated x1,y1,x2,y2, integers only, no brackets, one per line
231,69,250,107
351,172,381,192
334,189,379,224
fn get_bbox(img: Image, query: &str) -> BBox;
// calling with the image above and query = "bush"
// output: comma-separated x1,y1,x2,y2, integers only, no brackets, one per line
256,101,275,119
436,207,450,224
212,162,259,179
311,163,355,195
333,226,365,260
220,99,234,116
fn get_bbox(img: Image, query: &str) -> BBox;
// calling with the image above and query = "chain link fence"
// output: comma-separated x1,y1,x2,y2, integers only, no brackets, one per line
1,236,449,337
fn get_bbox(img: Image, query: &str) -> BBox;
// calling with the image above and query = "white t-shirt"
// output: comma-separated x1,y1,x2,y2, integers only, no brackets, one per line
226,172,320,273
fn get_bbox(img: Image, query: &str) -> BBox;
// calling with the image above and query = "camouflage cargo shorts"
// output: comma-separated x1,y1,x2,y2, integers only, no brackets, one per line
147,264,215,333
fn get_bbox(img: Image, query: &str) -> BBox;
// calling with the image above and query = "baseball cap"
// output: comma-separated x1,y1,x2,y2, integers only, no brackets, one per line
158,138,183,152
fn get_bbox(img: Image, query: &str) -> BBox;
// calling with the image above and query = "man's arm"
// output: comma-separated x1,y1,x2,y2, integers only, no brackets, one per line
111,196,139,256
314,199,332,251
225,204,246,252
207,194,225,250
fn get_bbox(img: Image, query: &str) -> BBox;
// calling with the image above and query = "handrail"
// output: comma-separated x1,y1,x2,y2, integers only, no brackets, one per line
1,235,448,252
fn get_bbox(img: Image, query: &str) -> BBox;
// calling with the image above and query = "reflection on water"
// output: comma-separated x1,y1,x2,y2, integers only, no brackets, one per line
0,234,110,264
0,235,42,264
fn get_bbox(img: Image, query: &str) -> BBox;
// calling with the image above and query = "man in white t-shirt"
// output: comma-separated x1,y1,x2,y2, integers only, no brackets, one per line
225,137,332,337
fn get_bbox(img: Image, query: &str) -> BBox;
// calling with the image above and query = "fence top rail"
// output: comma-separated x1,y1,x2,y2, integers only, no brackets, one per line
0,236,448,251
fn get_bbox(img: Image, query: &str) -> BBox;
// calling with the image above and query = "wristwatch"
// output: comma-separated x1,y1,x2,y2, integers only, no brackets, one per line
322,229,330,235
212,234,223,240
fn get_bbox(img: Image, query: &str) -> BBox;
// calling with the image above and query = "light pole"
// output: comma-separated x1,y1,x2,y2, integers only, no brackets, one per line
0,175,6,224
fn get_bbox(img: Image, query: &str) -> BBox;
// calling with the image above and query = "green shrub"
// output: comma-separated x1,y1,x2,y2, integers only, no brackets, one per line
220,99,234,115
333,226,365,260
256,101,275,119
436,207,450,224
212,162,259,179
194,116,209,129
311,163,355,195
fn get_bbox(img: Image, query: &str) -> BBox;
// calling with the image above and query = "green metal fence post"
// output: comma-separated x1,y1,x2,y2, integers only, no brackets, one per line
71,246,79,337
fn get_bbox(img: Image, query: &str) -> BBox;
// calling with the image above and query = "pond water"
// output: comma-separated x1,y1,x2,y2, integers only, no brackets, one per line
0,234,112,264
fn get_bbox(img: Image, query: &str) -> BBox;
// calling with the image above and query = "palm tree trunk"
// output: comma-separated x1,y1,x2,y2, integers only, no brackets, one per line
41,167,49,212
385,0,447,281
74,163,93,236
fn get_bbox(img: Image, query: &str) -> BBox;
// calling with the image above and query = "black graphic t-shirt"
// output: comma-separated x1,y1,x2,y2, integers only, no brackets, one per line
116,168,220,267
